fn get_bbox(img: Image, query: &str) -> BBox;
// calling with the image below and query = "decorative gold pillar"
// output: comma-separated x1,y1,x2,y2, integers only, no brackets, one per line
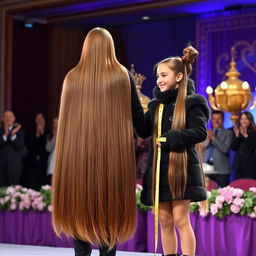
206,47,252,124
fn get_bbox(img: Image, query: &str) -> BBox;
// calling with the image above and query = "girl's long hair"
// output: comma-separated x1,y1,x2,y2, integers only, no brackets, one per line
52,28,136,249
152,46,199,200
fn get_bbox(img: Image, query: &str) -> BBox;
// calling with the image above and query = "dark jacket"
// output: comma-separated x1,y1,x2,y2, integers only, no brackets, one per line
132,79,210,206
230,130,256,179
0,126,24,171
0,125,25,186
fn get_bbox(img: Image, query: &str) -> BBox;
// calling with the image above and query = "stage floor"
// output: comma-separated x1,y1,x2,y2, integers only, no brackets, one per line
0,243,161,256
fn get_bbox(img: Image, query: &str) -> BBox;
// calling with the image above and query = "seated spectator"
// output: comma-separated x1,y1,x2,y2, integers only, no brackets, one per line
203,110,232,187
231,111,256,179
0,110,24,186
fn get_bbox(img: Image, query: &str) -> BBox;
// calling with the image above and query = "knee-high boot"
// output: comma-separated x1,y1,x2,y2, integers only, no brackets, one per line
73,239,92,256
99,245,116,256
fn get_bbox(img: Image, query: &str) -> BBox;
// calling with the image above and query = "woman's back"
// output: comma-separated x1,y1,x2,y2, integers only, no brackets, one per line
52,28,137,249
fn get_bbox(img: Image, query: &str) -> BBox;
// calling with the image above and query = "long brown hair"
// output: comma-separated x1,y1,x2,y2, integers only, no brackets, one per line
152,46,199,199
52,27,136,249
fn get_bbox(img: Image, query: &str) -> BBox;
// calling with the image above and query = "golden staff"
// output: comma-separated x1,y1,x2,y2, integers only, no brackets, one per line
154,103,166,255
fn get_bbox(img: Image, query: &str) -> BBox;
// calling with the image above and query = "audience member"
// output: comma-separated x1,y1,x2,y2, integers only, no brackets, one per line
0,110,25,186
23,113,50,190
203,110,232,187
231,111,256,179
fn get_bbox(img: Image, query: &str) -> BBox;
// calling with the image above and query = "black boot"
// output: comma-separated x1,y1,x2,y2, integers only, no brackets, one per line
73,239,92,256
99,245,116,256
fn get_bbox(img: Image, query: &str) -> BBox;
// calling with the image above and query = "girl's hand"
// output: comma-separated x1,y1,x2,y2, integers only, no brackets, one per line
156,141,161,147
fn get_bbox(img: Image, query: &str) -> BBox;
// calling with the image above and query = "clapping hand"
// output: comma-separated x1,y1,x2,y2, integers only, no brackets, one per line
233,126,239,137
11,123,22,136
36,123,45,137
207,129,215,142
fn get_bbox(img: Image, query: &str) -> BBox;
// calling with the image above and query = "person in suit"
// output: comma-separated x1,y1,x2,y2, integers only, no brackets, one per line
203,110,232,187
231,111,256,179
0,110,25,186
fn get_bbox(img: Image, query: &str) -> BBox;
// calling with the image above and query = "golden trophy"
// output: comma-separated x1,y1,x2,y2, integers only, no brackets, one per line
130,64,150,112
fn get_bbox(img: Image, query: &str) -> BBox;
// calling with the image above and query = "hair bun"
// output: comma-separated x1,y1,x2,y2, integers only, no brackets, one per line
183,46,199,64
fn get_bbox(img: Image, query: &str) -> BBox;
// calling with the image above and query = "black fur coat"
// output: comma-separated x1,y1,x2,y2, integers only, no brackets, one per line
132,78,210,206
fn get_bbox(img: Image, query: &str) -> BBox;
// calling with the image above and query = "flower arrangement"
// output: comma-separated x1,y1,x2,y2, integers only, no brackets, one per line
0,184,150,212
190,186,256,219
0,185,51,212
1,185,255,218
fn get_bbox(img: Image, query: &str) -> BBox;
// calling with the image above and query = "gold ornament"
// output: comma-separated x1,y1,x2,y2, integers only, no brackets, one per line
206,47,252,124
130,64,150,112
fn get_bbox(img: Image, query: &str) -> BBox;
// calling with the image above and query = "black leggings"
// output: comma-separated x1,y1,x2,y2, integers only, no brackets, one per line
73,238,116,256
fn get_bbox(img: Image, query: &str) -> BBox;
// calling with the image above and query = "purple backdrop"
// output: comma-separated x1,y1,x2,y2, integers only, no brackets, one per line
196,9,256,128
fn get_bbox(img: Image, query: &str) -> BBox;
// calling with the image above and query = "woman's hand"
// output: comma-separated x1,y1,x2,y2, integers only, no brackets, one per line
233,126,240,138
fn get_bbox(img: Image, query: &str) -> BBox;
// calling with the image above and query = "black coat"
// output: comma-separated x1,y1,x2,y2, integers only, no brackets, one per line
132,79,210,206
230,131,256,179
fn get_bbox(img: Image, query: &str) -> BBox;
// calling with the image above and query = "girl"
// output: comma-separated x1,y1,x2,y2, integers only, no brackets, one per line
137,46,210,256
231,111,256,179
52,27,145,256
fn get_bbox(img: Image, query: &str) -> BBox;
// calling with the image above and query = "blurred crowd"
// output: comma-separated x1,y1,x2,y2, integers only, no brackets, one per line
0,110,58,190
0,109,255,190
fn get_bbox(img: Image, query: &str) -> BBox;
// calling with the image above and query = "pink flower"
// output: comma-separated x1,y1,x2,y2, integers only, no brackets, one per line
41,185,51,190
6,187,15,195
216,203,223,209
210,204,218,215
216,195,225,204
37,202,45,211
0,198,5,205
249,187,256,194
248,212,256,218
14,185,22,190
233,188,243,198
230,204,240,214
10,203,17,210
233,198,245,207
223,195,233,204
14,191,21,198
4,196,10,202
19,201,25,211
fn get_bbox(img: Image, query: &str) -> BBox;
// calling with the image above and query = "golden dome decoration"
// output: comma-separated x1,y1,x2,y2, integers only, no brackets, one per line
206,47,252,124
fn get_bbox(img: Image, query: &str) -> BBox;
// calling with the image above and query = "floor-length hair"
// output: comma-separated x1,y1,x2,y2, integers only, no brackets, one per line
52,28,136,249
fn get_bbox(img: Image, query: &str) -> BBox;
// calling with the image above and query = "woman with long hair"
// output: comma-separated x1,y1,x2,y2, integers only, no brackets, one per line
137,46,210,256
231,111,256,179
52,27,145,256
